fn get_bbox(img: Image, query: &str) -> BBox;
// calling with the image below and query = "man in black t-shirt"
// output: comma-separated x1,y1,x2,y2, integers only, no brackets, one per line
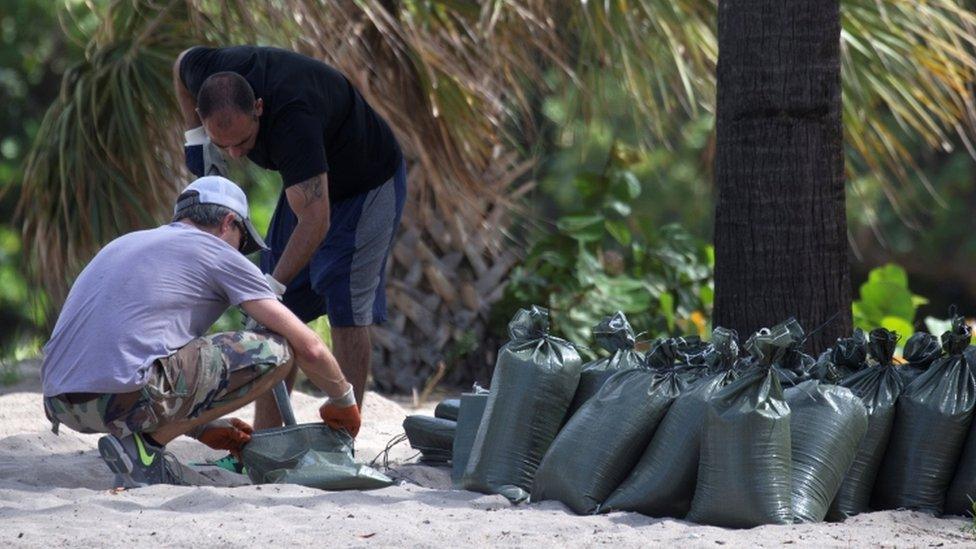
173,46,406,427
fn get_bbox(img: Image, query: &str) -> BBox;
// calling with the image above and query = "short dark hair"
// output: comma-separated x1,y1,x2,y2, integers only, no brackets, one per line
197,72,256,119
173,192,235,227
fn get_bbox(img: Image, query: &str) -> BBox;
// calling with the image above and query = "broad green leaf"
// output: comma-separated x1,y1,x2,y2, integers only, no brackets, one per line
659,292,675,332
605,219,632,246
879,316,915,340
557,214,605,243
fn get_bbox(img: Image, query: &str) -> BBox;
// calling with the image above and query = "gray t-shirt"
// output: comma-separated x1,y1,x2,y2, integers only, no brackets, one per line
42,222,276,396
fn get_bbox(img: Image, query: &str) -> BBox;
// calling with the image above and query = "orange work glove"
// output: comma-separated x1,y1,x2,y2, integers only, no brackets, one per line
197,417,254,456
319,385,361,438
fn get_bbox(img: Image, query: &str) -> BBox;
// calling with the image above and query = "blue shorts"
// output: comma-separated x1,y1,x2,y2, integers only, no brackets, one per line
261,162,406,327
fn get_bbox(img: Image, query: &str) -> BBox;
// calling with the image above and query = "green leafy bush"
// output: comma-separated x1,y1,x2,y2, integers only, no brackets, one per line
494,162,713,347
852,263,927,337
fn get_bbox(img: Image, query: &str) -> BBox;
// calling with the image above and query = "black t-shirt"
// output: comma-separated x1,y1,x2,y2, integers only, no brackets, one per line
180,46,402,201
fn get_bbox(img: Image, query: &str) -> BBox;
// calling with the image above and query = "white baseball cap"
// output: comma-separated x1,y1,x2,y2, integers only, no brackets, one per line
173,176,268,255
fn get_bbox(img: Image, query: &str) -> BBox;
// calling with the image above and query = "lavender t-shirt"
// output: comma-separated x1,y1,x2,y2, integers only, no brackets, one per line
42,222,276,396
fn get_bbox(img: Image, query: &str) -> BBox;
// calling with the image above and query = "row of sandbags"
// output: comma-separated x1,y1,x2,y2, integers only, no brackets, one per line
457,306,976,528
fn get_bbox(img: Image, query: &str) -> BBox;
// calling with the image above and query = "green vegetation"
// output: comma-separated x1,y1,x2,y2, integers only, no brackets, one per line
852,264,928,338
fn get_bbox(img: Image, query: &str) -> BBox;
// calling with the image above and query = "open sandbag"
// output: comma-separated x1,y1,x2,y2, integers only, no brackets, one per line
785,380,868,522
827,328,904,520
451,387,489,484
531,367,683,514
873,316,976,514
460,307,582,502
602,327,741,518
565,312,643,419
687,329,793,528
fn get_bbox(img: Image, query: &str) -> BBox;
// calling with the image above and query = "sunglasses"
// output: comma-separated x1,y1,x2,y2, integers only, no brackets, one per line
233,218,250,253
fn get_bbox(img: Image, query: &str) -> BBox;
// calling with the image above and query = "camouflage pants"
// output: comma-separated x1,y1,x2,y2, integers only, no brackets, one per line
44,331,292,438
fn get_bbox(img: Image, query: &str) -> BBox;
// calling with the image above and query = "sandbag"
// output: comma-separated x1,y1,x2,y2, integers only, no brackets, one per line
566,312,644,418
812,330,867,383
531,368,684,514
434,399,461,421
460,307,582,502
603,327,741,518
785,380,868,522
741,318,814,388
872,317,976,514
451,388,489,484
688,327,794,528
946,408,976,516
900,332,942,385
241,424,393,490
827,328,904,520
403,415,456,464
644,334,710,375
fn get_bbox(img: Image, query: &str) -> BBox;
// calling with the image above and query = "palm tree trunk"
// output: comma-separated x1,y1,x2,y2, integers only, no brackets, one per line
712,0,851,352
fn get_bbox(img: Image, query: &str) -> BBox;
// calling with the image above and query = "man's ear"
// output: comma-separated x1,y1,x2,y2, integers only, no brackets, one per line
254,98,263,117
221,212,237,235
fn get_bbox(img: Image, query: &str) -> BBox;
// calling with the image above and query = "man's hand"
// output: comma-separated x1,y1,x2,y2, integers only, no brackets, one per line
197,418,254,456
319,384,361,438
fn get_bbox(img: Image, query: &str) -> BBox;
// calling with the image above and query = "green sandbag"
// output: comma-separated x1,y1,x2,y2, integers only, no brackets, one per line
812,330,867,383
899,332,943,385
872,316,976,514
403,415,456,464
785,380,868,522
687,328,794,528
742,318,814,388
566,312,643,419
460,307,582,502
531,368,686,514
827,328,904,521
451,388,489,484
603,327,741,518
434,399,461,421
946,413,976,516
241,423,393,490
644,335,711,375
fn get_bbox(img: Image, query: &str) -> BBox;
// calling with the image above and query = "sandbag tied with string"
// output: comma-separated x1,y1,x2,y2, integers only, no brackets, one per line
531,365,684,515
812,329,868,383
785,379,868,522
602,327,743,519
643,334,712,387
738,318,815,388
460,306,582,503
825,328,904,520
687,327,794,528
565,312,645,419
899,331,943,385
872,314,976,514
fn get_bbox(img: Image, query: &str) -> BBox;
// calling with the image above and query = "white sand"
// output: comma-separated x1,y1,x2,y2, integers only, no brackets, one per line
1,363,972,548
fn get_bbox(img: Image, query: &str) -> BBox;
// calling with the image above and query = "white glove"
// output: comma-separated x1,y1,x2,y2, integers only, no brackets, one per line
265,273,287,299
323,384,357,408
184,126,228,177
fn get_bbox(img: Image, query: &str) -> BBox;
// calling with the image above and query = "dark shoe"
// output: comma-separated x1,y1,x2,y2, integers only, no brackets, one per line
97,433,184,488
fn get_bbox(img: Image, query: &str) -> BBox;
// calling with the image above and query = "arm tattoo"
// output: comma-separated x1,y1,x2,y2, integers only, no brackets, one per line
298,175,325,203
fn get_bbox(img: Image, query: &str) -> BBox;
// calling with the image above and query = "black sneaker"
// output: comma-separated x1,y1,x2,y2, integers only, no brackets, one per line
97,433,184,488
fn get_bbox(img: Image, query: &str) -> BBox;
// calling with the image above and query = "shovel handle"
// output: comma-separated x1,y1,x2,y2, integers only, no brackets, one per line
272,380,298,426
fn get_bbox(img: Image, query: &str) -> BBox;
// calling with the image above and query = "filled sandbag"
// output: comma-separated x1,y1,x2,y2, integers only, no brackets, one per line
566,312,644,418
899,331,943,385
434,398,461,421
644,334,711,375
451,387,489,484
460,307,582,502
946,407,976,516
741,318,814,388
403,415,456,464
688,332,793,527
531,368,684,514
827,328,904,520
872,316,976,514
785,380,868,522
603,327,741,518
812,330,867,383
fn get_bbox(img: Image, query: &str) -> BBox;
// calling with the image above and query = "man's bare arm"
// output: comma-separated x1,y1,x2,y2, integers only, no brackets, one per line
272,173,331,285
173,48,201,129
240,298,349,397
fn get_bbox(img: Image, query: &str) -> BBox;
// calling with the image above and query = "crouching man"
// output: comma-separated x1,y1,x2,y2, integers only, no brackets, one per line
40,175,360,488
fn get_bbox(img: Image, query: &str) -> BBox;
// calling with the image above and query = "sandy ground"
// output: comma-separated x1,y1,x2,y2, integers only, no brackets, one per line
1,362,973,548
